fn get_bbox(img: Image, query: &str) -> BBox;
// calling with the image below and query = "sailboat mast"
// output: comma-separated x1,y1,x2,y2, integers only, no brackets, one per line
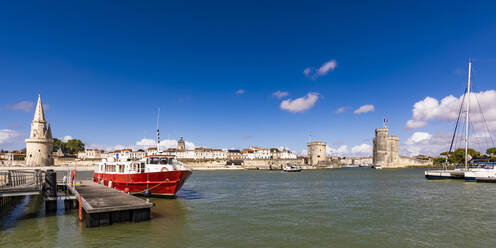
465,62,472,170
157,108,161,153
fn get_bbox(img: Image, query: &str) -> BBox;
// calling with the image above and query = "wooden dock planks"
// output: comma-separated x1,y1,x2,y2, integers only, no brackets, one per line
73,180,154,227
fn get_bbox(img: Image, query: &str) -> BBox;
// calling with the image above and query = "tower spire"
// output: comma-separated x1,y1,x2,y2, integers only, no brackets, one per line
33,94,46,123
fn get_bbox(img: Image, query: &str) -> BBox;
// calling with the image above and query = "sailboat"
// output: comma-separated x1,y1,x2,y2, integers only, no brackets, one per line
424,61,492,180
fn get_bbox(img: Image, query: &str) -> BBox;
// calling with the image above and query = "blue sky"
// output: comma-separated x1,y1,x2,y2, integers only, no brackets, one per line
1,1,496,156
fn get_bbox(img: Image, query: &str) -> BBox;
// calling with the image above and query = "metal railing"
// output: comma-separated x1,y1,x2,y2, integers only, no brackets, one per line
0,170,44,195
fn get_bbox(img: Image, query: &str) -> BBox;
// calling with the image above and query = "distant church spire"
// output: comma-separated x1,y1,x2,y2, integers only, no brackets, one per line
33,94,46,123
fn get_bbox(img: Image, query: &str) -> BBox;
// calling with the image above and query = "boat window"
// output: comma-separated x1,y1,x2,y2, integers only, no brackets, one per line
169,158,173,164
160,158,169,165
149,157,160,164
140,163,145,173
119,164,125,173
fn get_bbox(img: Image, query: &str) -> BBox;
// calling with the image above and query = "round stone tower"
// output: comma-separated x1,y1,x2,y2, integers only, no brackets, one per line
389,135,400,165
373,126,389,167
177,136,186,151
373,126,400,168
307,141,327,166
25,94,54,166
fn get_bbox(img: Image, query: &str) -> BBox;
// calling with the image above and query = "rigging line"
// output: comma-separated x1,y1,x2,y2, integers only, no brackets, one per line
468,115,484,156
448,86,467,159
471,68,495,149
475,91,495,148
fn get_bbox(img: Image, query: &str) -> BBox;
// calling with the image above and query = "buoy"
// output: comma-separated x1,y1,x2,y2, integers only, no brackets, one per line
144,189,151,197
124,187,130,193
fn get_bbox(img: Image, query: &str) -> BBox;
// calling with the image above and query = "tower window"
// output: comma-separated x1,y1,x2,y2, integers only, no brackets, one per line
38,149,41,152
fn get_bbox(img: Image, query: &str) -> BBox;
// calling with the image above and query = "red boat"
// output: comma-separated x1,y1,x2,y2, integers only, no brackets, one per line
94,154,192,197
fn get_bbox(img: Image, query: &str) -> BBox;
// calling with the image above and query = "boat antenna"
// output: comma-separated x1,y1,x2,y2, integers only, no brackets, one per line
157,108,160,153
465,61,472,170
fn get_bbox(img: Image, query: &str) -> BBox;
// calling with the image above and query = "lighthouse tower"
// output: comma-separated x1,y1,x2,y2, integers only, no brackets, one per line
25,94,54,166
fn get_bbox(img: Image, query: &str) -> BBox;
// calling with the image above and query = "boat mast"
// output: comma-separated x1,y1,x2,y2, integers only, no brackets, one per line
157,108,161,154
465,62,472,170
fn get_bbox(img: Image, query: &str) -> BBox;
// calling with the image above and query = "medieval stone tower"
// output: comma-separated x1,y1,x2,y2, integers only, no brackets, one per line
25,94,54,166
307,141,327,166
372,126,399,168
177,136,186,151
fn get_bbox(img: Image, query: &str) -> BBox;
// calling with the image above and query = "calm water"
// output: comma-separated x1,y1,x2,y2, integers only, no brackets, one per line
1,168,496,247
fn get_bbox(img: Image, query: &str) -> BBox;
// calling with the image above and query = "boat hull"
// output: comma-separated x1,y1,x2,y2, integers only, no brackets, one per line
424,170,465,180
93,170,192,196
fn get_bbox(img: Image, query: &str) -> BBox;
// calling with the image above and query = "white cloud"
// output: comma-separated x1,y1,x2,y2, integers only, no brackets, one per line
325,143,373,157
327,145,349,156
235,89,245,95
136,138,156,147
405,132,432,145
273,91,289,99
351,144,372,155
0,129,22,146
304,59,337,79
354,104,375,114
62,136,73,142
303,68,312,77
280,92,319,113
0,129,24,150
402,132,451,156
406,90,496,130
335,106,349,114
135,138,196,150
3,101,34,112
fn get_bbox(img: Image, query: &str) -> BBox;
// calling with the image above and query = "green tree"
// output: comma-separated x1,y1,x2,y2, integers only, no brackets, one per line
447,148,481,164
486,147,496,156
432,157,446,165
64,139,85,154
53,138,64,153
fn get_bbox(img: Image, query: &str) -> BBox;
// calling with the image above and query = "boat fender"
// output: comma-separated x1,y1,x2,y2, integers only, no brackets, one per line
161,167,169,172
108,180,113,188
124,187,130,193
144,189,151,197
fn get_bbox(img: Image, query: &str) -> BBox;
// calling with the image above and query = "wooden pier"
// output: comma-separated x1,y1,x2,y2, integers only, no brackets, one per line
1,170,154,228
72,180,154,227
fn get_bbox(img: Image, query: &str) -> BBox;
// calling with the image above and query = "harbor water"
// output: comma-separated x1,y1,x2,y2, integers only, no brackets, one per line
1,168,496,247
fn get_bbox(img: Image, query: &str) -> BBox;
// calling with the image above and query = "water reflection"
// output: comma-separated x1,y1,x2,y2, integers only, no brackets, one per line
176,189,202,200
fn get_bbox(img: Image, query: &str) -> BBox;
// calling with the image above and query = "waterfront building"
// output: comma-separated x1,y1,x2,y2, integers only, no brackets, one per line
109,149,146,161
241,146,271,160
227,149,242,160
277,148,298,159
372,126,400,168
307,141,327,166
77,148,104,160
25,94,54,166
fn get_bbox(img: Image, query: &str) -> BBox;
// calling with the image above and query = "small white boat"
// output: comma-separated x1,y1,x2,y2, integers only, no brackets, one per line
375,166,382,170
464,163,496,182
283,164,302,172
424,169,465,179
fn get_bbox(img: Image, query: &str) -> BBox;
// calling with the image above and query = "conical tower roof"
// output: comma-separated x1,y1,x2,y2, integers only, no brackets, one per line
33,94,46,123
46,124,53,139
